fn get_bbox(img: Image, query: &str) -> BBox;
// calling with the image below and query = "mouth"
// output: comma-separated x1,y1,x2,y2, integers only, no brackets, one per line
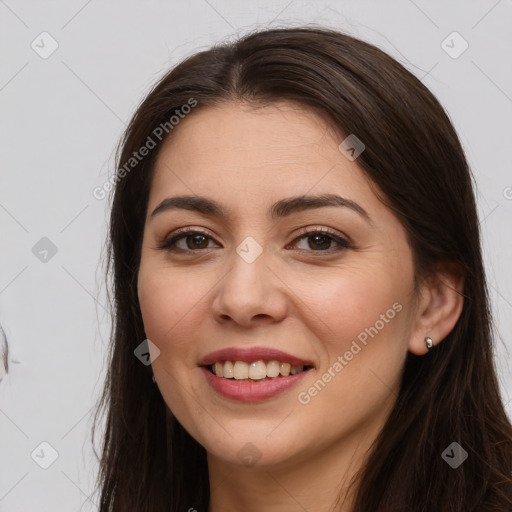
201,360,315,382
198,346,316,400
199,361,315,402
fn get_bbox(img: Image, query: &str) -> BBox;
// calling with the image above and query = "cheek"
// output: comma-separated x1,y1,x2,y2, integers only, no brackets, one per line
292,266,404,347
293,273,409,429
290,262,413,402
137,263,202,352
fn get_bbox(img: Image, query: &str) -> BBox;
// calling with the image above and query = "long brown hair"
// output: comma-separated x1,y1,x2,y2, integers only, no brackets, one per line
91,26,512,511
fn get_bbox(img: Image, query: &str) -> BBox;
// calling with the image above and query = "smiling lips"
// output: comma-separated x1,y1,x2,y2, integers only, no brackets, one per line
198,346,315,401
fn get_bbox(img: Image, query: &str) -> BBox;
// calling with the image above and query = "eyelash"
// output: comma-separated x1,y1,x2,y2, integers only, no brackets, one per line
156,226,352,254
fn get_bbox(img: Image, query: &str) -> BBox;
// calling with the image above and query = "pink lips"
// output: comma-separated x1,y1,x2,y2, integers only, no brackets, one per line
198,346,315,402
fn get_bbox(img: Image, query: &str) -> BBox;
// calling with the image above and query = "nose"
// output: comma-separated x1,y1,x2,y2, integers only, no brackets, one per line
211,248,288,328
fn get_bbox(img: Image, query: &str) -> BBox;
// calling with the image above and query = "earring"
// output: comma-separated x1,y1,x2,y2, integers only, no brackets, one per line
425,337,434,350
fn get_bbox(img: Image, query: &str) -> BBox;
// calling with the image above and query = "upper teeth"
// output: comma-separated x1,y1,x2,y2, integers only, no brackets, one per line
212,360,306,380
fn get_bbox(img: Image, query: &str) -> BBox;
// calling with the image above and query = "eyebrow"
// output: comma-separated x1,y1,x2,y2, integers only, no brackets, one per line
150,193,373,225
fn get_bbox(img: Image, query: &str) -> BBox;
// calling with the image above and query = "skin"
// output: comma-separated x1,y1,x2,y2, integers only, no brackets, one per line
137,101,464,512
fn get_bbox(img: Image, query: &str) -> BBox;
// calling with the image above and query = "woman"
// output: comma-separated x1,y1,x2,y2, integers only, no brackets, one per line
92,26,512,511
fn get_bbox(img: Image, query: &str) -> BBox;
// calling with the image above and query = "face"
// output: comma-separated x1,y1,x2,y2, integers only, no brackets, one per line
137,101,419,470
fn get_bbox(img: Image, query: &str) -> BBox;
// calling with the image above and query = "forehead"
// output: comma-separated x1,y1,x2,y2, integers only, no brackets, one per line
150,101,373,206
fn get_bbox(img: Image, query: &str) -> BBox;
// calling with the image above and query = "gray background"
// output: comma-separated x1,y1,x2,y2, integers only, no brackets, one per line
0,1,511,510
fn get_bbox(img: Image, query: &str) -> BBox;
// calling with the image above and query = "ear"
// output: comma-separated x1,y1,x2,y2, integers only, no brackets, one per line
408,263,464,355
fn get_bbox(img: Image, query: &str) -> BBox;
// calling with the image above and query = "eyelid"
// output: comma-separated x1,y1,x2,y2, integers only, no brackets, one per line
292,225,352,246
155,226,216,250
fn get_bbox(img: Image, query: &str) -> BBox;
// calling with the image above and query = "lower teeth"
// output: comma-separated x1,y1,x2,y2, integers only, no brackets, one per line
235,376,278,381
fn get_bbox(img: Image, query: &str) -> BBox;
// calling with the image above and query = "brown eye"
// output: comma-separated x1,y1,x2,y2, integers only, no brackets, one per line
289,229,352,252
184,234,210,250
157,230,219,252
